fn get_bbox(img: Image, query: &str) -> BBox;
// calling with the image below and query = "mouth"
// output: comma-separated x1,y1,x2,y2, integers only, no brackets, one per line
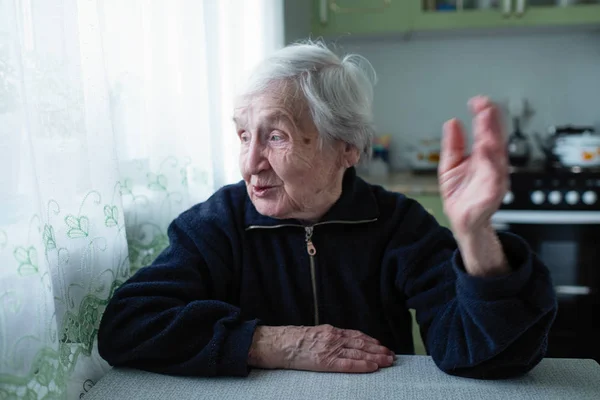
252,185,278,197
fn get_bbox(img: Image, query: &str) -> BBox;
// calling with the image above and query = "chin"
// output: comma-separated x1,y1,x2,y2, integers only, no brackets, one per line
252,198,289,219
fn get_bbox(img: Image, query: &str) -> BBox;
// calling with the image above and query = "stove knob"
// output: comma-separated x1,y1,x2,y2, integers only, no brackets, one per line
502,191,514,205
565,191,579,205
548,191,562,205
531,190,545,205
582,191,597,205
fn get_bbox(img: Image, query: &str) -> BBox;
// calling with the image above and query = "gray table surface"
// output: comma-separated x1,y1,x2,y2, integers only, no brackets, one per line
84,356,600,400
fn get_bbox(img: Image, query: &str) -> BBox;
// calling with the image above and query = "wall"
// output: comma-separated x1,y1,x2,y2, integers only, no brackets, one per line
339,31,600,169
284,0,311,44
282,1,600,169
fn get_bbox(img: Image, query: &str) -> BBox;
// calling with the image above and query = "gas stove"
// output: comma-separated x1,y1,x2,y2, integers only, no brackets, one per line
492,165,600,362
500,166,600,212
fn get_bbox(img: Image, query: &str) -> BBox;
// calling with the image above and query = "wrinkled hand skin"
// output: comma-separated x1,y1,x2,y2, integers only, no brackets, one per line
438,96,511,277
248,325,395,373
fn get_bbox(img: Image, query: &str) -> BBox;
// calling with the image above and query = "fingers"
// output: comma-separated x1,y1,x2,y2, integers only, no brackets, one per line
470,96,506,154
329,358,379,373
439,118,467,175
472,106,509,176
474,146,509,203
468,95,493,114
290,325,396,374
340,348,395,367
345,338,394,356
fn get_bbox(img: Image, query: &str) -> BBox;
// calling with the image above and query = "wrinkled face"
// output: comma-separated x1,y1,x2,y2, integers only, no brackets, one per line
234,85,355,222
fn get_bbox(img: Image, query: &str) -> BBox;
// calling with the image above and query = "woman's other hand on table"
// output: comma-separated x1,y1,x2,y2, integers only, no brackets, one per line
248,324,395,373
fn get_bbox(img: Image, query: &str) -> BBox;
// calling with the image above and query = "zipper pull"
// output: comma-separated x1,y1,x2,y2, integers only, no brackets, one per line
307,241,317,256
305,227,317,256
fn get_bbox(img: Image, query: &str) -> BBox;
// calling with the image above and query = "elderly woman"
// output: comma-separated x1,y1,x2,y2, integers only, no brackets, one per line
98,42,557,379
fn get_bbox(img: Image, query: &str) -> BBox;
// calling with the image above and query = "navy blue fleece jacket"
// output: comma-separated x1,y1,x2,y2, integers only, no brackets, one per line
97,168,557,379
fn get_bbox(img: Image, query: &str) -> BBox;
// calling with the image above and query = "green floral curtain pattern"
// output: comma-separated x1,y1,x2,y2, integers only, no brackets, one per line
0,176,191,399
0,0,282,398
0,201,127,399
0,7,130,390
120,157,211,274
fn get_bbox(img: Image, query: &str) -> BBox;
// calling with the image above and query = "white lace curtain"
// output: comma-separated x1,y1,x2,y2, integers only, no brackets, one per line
0,1,283,398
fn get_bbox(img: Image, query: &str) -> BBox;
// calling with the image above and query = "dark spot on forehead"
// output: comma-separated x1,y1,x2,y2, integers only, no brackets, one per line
303,138,311,145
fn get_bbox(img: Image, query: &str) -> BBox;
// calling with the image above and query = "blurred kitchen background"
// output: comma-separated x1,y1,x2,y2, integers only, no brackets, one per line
284,0,600,361
287,0,600,172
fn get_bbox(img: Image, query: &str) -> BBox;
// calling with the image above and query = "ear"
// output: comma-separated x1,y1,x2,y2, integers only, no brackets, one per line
341,143,360,168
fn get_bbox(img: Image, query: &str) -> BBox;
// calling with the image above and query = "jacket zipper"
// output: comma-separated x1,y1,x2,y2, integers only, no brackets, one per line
246,218,378,326
305,226,319,325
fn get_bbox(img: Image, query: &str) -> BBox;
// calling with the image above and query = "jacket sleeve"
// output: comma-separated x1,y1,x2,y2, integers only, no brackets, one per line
390,199,557,379
97,210,258,377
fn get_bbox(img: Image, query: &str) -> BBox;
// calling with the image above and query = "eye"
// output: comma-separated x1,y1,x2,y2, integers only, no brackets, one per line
269,132,284,142
239,131,250,143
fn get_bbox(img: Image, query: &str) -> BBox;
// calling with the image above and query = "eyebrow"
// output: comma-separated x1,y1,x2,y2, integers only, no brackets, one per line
264,111,295,127
233,110,298,129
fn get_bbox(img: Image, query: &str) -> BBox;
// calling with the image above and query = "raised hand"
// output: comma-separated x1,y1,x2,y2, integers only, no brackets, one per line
438,96,510,277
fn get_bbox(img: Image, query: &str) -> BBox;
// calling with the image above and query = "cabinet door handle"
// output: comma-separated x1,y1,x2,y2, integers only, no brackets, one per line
515,0,526,16
320,0,329,24
330,0,392,14
502,0,512,17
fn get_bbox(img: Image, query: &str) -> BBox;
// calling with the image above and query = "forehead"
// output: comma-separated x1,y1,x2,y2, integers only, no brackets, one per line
233,83,308,128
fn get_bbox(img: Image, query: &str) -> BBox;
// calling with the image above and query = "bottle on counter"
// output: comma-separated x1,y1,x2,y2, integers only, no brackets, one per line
507,117,531,168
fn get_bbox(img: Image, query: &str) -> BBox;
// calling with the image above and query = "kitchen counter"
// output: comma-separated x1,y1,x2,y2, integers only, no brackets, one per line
359,171,448,228
359,171,440,195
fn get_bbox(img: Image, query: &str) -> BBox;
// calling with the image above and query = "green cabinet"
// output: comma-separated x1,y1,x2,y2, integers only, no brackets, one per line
409,1,518,31
516,1,600,27
411,1,600,31
311,0,411,37
311,0,600,36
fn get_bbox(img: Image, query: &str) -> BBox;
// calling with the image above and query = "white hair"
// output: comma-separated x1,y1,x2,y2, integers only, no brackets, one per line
237,40,377,158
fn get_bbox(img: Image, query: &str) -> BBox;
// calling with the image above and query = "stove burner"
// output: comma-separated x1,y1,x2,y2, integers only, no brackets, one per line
501,162,600,211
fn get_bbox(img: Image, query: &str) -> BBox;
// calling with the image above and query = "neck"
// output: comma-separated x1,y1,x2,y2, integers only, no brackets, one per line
297,169,346,224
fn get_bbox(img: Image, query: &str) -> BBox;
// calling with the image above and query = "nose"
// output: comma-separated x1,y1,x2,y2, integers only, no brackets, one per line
244,137,270,176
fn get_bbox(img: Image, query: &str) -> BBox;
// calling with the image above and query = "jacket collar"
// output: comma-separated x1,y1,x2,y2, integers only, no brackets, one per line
244,167,379,228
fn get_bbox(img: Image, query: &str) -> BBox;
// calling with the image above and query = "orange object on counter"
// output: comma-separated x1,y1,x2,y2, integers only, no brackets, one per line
582,151,595,161
428,153,440,163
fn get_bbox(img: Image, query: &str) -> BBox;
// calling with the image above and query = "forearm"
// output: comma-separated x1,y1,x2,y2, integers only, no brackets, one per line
410,249,556,378
98,290,257,376
428,300,556,379
454,224,510,277
426,256,556,378
400,202,557,377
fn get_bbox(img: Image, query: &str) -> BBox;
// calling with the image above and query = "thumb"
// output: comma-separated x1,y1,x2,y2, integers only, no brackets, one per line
438,118,467,175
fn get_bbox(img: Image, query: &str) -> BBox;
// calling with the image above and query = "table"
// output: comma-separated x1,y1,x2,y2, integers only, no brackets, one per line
84,356,600,400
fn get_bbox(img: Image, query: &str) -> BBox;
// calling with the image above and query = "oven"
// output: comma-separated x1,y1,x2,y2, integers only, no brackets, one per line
492,170,600,361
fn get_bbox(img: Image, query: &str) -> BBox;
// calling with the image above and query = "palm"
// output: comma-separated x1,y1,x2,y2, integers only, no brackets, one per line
438,97,509,236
